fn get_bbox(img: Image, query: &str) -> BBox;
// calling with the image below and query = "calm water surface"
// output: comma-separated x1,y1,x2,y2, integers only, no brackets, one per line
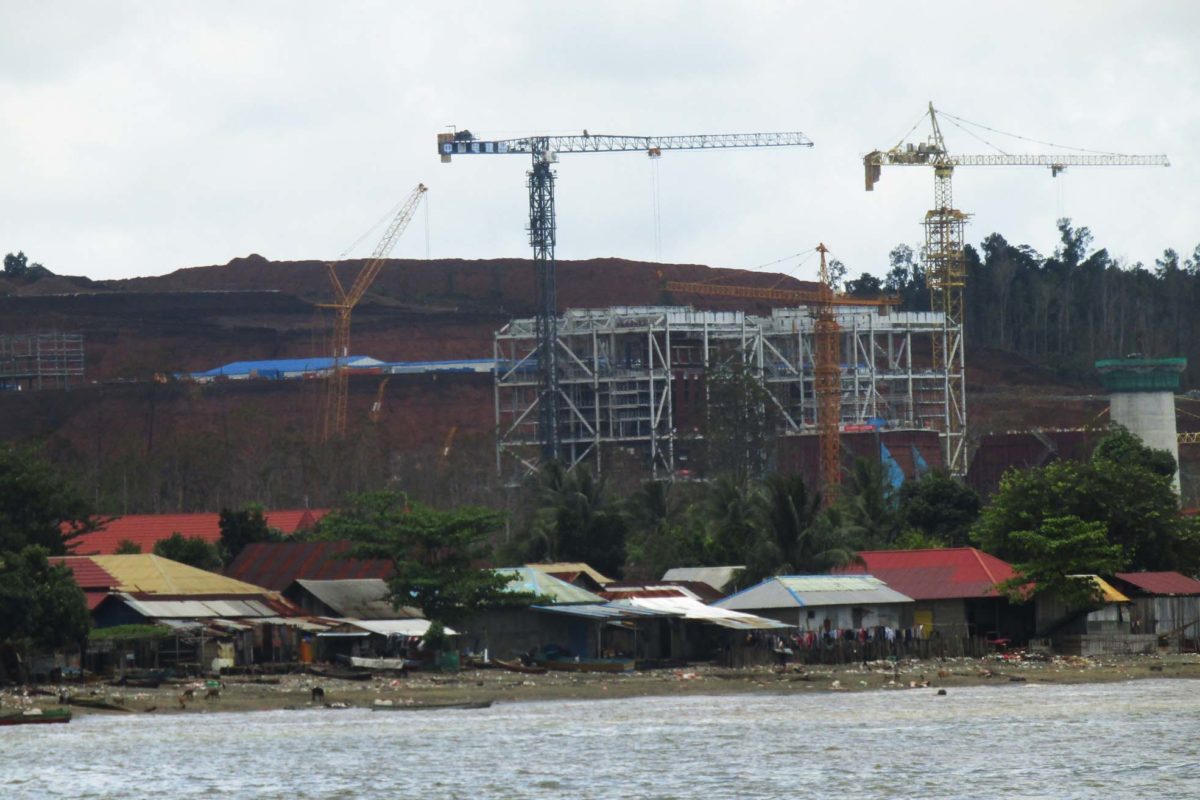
2,679,1198,799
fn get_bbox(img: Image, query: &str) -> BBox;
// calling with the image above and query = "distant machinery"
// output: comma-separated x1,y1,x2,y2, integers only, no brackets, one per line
368,377,392,423
439,128,814,468
865,102,1169,476
319,183,426,441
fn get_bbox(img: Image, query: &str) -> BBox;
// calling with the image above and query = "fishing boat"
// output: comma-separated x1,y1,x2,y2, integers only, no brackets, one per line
348,656,409,671
535,657,636,674
371,699,493,711
492,658,547,675
0,707,72,726
306,666,372,682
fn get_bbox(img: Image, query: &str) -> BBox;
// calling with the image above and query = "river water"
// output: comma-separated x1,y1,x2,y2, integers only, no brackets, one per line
2,679,1197,799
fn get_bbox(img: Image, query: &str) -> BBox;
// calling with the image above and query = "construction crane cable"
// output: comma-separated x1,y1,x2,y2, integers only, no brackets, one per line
890,110,933,152
337,198,409,260
943,115,1012,157
937,109,1129,157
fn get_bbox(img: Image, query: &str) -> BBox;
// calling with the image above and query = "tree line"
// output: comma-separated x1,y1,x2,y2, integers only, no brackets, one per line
846,220,1200,383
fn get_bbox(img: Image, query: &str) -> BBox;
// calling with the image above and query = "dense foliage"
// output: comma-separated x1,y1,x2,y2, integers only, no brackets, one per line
860,221,1200,383
0,444,96,555
152,532,223,571
0,546,91,668
319,490,516,626
974,427,1200,586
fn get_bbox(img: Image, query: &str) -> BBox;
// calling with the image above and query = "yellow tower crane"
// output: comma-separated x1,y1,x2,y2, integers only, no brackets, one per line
865,103,1169,476
320,183,427,441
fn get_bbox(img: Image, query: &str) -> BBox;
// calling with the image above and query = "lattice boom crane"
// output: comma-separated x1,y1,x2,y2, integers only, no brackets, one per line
439,128,814,469
864,102,1169,476
320,182,427,441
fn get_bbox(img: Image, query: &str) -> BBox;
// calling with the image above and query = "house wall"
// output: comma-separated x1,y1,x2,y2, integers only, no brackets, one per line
460,608,584,660
751,603,908,632
1129,596,1200,636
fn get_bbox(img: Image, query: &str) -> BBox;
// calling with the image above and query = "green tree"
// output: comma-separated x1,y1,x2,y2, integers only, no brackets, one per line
997,516,1126,607
836,458,899,549
113,539,142,554
706,475,764,566
218,505,281,563
0,546,91,680
622,480,707,581
973,426,1198,575
320,490,513,626
0,444,96,555
518,464,627,578
152,532,223,571
750,473,857,582
897,469,982,547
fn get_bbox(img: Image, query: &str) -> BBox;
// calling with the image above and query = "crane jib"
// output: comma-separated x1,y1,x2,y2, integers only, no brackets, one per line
440,140,512,156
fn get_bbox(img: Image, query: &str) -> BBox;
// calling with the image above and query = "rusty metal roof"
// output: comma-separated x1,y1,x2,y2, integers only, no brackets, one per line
1114,571,1200,596
225,541,391,591
838,548,1016,600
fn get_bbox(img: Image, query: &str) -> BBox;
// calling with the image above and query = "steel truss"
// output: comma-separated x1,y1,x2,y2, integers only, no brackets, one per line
0,331,85,391
494,306,959,478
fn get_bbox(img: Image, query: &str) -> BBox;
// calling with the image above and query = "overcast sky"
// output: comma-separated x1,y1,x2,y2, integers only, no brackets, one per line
3,2,1196,285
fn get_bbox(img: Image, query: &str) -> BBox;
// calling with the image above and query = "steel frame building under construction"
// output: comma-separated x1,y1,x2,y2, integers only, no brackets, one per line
0,331,85,391
494,305,963,477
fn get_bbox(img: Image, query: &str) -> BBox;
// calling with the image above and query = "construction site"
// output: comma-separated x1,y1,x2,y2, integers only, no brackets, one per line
0,103,1182,510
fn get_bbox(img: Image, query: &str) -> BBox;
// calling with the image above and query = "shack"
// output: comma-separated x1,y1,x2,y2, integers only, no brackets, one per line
1034,575,1156,656
1109,571,1200,650
838,547,1031,645
714,575,913,632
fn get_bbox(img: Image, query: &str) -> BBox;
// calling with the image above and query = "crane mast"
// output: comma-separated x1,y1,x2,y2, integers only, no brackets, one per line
440,128,814,469
864,103,1169,476
667,248,891,499
320,183,427,441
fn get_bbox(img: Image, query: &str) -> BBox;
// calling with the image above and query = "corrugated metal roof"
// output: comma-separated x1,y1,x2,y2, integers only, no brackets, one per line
601,585,700,601
191,356,382,378
532,603,668,620
497,567,604,604
122,595,279,619
838,548,1017,600
226,541,391,591
661,566,745,593
328,619,453,638
1114,571,1200,596
69,509,326,556
527,562,614,586
293,578,419,619
612,596,788,630
90,554,274,596
1070,575,1130,603
715,575,913,612
50,556,120,590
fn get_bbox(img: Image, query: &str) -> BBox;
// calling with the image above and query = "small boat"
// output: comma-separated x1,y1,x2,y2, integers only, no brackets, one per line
306,666,373,682
0,707,72,726
492,658,547,675
371,700,493,711
348,656,409,671
67,696,135,712
535,657,636,674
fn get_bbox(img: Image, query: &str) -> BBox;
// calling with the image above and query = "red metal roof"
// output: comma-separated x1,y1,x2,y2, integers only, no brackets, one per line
49,556,120,590
1114,571,1200,596
68,509,328,555
838,548,1016,600
224,541,392,591
84,591,110,610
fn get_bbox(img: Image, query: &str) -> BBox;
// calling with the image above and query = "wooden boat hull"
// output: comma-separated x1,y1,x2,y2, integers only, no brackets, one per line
492,658,547,675
0,708,72,726
536,658,636,674
372,700,493,711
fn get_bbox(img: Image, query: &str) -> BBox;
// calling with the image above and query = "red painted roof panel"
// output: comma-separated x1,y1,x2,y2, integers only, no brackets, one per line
68,509,328,556
1114,571,1200,596
838,548,1016,600
224,541,392,591
49,556,120,590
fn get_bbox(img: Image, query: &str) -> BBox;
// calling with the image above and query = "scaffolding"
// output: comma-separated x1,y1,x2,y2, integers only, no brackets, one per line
494,306,961,478
0,331,85,391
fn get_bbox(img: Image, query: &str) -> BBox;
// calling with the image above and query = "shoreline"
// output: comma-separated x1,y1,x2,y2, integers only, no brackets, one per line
6,653,1200,718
